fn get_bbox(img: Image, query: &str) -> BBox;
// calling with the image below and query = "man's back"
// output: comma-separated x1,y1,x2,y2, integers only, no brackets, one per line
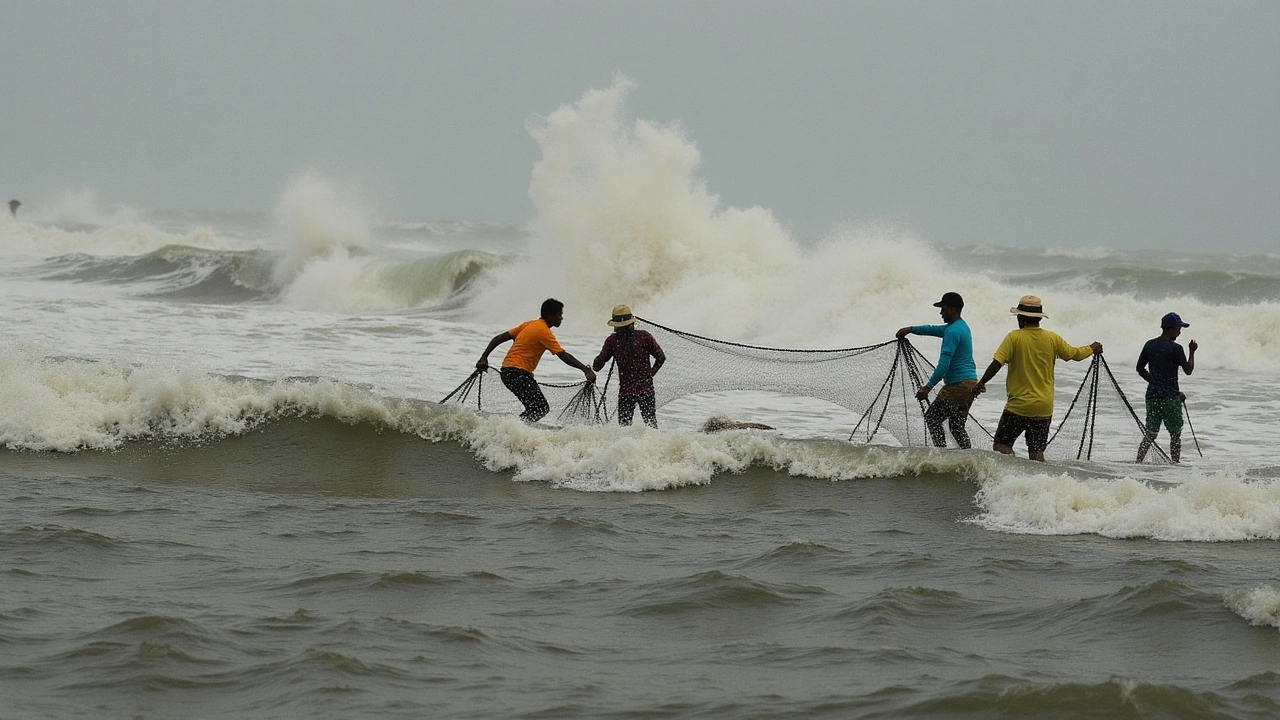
993,326,1092,417
1138,338,1186,398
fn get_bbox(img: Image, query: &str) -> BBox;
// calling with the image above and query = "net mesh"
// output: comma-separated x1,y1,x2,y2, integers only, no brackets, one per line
1043,354,1173,465
440,317,1174,464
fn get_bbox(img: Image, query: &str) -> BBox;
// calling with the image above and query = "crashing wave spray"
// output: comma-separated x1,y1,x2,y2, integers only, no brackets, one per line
271,172,371,288
466,76,975,346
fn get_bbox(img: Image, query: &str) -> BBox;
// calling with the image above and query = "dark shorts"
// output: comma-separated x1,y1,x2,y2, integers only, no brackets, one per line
500,367,550,422
993,410,1052,454
1144,396,1184,435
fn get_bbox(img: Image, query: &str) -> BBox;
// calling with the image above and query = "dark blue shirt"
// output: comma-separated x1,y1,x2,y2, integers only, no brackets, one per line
1136,338,1187,399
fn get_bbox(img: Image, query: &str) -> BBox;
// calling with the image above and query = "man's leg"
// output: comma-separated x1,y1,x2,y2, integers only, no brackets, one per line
617,395,638,426
501,369,550,423
923,400,949,448
1137,433,1157,463
637,393,658,428
992,411,1019,455
1138,401,1161,462
946,401,971,449
1025,416,1051,463
937,381,975,450
1165,399,1185,464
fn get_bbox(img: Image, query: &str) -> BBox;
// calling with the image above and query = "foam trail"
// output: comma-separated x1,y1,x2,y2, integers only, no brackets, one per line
971,470,1280,541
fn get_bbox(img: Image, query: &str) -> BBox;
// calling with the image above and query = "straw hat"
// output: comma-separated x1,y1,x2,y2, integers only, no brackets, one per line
607,304,636,327
1010,294,1048,319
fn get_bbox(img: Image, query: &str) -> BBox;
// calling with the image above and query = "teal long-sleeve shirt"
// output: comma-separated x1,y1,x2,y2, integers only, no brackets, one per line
910,318,977,387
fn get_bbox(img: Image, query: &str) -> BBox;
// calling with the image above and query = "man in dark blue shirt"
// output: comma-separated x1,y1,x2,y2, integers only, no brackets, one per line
1136,312,1198,463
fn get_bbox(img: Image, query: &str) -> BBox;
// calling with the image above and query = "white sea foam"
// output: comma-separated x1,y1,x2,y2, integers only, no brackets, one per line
1224,585,1280,629
0,212,228,258
971,470,1280,541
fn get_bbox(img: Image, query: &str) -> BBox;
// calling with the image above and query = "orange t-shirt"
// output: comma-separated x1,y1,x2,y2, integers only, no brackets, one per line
501,318,564,373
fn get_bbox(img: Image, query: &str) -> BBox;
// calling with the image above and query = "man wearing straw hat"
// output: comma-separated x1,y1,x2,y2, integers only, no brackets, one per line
1135,312,1198,463
475,298,596,422
593,304,665,428
973,295,1103,462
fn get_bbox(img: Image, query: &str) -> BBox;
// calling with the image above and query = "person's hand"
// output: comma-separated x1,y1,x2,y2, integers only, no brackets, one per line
1090,341,1103,354
476,357,489,371
915,386,931,401
1179,391,1186,401
896,327,911,339
584,368,597,384
972,383,986,398
1188,339,1198,352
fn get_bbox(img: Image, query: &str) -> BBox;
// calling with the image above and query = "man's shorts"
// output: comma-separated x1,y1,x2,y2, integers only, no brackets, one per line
936,379,977,414
993,410,1052,454
1144,396,1184,435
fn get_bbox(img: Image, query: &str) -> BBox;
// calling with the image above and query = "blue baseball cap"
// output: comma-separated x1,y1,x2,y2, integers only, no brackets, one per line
1161,312,1190,328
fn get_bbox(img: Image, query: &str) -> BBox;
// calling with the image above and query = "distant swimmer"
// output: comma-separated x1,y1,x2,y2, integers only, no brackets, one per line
7,199,18,218
475,298,596,423
972,294,1102,462
592,304,665,428
701,417,774,432
1136,312,1197,463
896,291,977,449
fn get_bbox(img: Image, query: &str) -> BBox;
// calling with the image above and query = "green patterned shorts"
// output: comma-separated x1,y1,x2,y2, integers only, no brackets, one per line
1144,396,1184,435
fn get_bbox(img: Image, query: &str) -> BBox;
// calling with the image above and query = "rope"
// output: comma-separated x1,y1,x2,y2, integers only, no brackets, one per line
1182,399,1204,458
638,316,894,356
439,368,486,409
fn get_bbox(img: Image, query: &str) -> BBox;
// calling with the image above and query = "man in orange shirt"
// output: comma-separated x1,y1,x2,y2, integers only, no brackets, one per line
476,298,597,422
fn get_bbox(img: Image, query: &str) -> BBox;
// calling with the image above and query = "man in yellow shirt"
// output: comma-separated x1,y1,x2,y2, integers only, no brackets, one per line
476,298,597,422
972,295,1102,461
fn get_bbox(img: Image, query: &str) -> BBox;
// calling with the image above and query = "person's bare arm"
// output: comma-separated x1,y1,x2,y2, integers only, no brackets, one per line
557,351,597,383
476,331,512,370
972,360,1004,397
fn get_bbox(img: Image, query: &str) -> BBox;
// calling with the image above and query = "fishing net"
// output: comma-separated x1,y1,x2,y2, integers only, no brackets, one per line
630,318,989,448
438,368,606,426
439,318,1176,464
1043,354,1174,465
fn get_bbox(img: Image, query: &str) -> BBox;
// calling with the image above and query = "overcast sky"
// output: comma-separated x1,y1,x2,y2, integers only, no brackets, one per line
2,1,1276,252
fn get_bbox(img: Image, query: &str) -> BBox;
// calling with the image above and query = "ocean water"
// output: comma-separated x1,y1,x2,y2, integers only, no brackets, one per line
4,84,1280,718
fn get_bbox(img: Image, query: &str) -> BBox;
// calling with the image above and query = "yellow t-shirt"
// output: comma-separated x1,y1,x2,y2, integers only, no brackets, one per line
501,319,564,373
992,326,1093,417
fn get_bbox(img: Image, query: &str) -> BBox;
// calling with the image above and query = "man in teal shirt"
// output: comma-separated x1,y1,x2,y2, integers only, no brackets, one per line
897,292,978,448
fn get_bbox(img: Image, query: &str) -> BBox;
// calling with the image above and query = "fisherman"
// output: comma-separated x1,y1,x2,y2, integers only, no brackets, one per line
896,291,977,448
475,298,596,422
973,294,1102,461
592,304,665,427
1135,312,1197,463
8,199,19,218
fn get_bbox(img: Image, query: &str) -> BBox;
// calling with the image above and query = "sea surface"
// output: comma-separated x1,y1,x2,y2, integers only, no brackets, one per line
4,92,1280,718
